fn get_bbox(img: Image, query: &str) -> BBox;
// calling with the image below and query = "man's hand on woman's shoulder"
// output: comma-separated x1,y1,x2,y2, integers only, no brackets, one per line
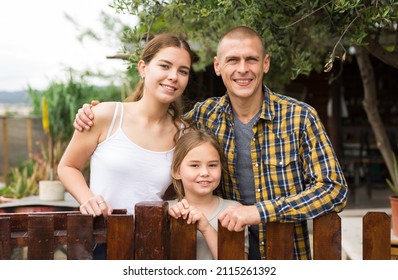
73,100,100,131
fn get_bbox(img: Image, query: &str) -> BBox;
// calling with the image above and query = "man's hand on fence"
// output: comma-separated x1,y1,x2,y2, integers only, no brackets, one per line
218,205,261,232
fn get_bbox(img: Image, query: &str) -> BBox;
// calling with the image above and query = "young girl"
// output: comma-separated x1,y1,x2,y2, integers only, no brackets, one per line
168,129,249,260
58,33,193,218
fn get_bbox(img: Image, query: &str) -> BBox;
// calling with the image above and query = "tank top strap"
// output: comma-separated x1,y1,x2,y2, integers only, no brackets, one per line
118,102,124,129
105,102,121,139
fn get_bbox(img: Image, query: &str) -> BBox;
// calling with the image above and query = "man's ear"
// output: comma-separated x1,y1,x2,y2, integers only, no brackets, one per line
263,54,271,74
214,56,221,76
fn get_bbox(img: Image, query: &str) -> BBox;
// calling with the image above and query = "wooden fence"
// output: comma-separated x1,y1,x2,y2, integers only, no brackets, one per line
0,116,44,181
0,201,392,260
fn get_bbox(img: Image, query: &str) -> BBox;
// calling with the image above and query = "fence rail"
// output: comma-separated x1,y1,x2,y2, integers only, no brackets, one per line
0,201,392,260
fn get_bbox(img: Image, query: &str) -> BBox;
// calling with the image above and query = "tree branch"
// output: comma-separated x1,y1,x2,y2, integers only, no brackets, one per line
365,30,398,69
106,53,129,60
278,1,333,29
356,46,396,186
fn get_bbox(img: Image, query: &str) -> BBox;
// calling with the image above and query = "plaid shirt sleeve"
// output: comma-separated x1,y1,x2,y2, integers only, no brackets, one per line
255,103,348,223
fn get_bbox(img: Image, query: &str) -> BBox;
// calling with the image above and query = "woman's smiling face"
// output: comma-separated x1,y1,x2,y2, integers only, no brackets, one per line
139,46,191,104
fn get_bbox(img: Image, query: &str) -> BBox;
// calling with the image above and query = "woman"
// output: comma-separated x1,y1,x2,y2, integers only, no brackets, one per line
58,33,193,218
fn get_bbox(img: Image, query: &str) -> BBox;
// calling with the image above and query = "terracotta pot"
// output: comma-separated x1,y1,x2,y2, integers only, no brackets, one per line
39,180,65,201
390,195,398,237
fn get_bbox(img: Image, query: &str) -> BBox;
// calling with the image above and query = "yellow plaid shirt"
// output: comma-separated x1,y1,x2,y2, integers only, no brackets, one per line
184,86,348,259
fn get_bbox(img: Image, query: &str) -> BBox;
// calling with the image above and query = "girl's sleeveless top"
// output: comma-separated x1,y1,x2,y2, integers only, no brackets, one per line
90,102,174,214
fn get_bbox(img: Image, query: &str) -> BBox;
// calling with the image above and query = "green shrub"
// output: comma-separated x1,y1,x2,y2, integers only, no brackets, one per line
3,77,124,198
1,161,39,199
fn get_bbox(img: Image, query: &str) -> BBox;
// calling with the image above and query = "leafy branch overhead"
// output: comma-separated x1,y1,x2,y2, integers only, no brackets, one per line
106,0,398,188
109,0,398,82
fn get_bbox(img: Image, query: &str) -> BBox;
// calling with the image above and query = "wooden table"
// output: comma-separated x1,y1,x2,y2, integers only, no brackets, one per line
0,192,79,213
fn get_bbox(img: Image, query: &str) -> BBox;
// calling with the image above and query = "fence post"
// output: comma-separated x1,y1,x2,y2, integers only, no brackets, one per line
26,117,33,160
0,217,11,259
1,117,8,180
67,214,94,260
135,201,169,259
170,217,196,259
313,212,341,259
218,221,245,260
266,222,295,259
27,215,54,260
363,212,391,260
106,214,135,260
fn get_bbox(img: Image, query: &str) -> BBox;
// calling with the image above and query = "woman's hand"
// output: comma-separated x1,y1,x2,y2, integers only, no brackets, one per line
79,195,113,217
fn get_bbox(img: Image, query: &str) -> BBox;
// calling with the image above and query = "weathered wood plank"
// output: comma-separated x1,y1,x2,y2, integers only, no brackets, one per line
27,215,54,259
135,201,169,259
363,212,390,260
266,222,294,260
218,221,245,260
313,212,341,260
0,217,11,259
67,214,93,260
107,214,134,260
170,217,196,260
0,211,80,231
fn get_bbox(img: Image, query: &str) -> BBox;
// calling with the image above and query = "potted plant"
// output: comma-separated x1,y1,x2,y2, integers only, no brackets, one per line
386,154,398,236
38,96,65,201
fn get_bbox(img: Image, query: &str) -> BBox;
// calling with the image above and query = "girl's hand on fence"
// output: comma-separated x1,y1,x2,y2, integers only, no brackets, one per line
170,201,211,232
79,195,113,217
168,198,190,219
186,207,211,233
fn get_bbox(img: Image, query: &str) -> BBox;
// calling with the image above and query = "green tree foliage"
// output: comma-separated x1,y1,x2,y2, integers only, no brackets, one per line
109,0,397,83
28,77,122,143
108,0,398,186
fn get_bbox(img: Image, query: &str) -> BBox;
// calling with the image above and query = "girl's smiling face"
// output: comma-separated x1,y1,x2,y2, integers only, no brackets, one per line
173,142,222,198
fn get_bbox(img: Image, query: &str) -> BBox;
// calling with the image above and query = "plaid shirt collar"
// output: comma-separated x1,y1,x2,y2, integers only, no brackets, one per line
219,85,275,123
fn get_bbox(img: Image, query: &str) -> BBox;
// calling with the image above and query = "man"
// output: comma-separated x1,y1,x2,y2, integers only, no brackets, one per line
74,26,348,259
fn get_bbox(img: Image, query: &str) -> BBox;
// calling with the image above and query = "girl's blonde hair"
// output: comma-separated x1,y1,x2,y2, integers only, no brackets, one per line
171,129,226,200
127,33,193,143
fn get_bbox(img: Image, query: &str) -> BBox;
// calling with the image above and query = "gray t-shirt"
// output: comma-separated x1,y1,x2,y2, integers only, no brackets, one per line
233,110,261,259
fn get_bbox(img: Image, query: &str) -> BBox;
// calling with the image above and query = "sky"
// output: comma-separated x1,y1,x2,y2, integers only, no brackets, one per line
0,0,134,92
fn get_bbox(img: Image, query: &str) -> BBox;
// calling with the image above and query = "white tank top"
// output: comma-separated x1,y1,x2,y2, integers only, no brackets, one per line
90,102,174,214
